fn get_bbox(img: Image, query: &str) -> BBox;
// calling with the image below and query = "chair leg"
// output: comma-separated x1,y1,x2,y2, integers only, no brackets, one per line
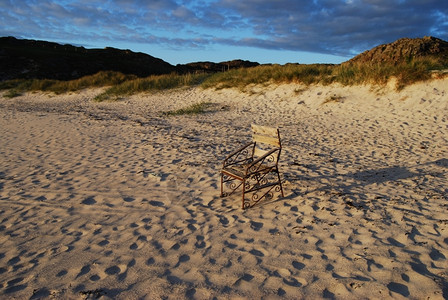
279,180,285,197
242,178,246,209
277,170,284,197
220,172,224,197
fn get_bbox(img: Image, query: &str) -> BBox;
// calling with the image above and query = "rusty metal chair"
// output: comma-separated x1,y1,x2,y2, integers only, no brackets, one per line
220,124,284,209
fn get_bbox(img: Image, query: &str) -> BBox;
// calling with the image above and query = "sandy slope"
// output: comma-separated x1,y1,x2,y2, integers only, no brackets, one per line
0,79,447,299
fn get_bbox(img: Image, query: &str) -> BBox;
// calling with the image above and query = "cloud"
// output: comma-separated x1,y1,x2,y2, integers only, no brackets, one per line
0,0,447,58
212,0,448,55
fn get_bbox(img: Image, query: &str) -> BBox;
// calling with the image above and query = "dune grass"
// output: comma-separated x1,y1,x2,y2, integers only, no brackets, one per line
1,56,446,100
201,56,446,90
0,71,135,98
94,72,208,101
332,57,444,89
200,64,335,90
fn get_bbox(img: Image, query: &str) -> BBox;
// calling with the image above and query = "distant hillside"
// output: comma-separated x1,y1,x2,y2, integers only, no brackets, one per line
177,60,259,73
0,37,259,81
0,36,177,80
345,36,448,65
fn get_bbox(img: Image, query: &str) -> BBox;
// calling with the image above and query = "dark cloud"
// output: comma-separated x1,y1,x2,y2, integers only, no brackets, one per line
212,0,448,55
0,0,447,58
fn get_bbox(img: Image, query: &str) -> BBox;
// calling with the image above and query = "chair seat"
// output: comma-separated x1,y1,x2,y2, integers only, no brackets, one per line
222,165,246,179
222,163,276,180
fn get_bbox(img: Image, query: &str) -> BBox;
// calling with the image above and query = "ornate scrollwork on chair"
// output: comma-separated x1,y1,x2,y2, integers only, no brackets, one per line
220,124,284,209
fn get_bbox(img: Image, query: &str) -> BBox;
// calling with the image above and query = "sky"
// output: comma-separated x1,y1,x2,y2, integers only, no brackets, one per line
1,0,447,65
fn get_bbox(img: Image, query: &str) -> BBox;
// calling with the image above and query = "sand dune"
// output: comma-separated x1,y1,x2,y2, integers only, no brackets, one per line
0,79,447,299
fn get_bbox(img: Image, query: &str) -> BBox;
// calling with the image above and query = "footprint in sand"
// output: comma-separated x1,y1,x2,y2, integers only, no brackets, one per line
29,288,53,299
187,223,197,231
250,221,263,231
224,240,237,249
105,265,121,275
234,273,254,286
174,254,190,267
292,260,306,270
249,249,264,257
218,215,230,226
89,274,101,281
7,256,21,266
129,235,148,250
149,200,165,207
76,265,91,278
81,196,96,205
282,277,303,287
123,196,135,203
146,257,155,266
387,282,410,297
55,269,67,278
429,247,446,261
195,235,206,249
117,259,136,282
4,277,27,294
98,239,109,246
129,242,139,250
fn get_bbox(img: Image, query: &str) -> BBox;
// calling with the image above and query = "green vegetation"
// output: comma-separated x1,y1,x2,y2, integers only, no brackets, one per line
94,72,208,101
331,56,444,89
201,56,446,91
1,56,446,100
200,64,335,90
163,102,212,116
0,71,135,97
3,89,22,99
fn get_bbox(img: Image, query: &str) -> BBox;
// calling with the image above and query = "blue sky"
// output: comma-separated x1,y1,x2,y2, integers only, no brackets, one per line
1,0,447,65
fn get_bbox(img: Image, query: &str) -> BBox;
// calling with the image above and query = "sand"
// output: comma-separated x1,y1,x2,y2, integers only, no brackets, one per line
0,79,447,299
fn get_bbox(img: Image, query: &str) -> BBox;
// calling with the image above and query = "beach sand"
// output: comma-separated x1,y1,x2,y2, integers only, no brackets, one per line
0,79,447,299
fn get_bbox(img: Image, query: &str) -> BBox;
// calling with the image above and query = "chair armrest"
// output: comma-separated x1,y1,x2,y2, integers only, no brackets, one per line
245,148,280,175
223,142,255,167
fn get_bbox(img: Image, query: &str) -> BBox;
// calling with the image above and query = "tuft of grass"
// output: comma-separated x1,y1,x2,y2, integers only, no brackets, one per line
322,94,345,104
163,102,211,116
0,79,32,98
3,89,23,98
294,87,308,95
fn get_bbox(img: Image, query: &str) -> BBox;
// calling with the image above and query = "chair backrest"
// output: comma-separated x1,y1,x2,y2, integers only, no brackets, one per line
251,124,281,162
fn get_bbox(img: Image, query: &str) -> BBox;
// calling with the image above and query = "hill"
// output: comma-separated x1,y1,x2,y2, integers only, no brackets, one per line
177,60,259,73
0,36,177,80
0,37,259,81
344,36,448,65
